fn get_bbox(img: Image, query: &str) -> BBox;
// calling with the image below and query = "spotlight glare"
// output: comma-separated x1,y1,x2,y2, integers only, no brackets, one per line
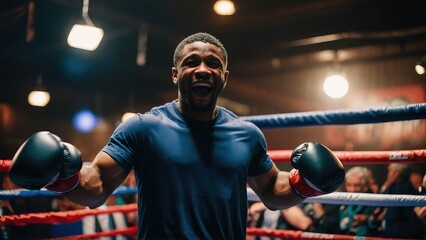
323,74,349,99
72,109,99,133
28,90,50,107
214,0,236,16
67,24,104,51
415,63,425,75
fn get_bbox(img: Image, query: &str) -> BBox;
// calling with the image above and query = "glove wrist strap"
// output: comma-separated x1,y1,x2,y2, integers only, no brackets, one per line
45,172,80,194
289,169,325,198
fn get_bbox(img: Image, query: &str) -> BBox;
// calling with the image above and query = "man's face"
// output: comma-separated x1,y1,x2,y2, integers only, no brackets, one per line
345,175,368,193
172,41,228,113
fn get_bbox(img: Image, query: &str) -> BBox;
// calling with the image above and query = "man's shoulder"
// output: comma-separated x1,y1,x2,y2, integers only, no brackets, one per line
218,106,262,131
138,101,180,126
147,101,175,115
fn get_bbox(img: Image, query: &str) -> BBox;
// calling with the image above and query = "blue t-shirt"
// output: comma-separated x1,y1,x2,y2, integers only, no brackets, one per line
103,100,273,239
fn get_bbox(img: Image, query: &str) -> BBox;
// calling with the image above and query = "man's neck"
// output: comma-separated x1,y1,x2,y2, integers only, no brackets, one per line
177,100,217,121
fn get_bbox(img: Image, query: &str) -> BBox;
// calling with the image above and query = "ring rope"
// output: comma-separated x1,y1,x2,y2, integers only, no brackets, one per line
240,102,426,129
246,227,411,240
1,187,424,207
1,204,407,240
268,149,426,164
0,186,136,200
247,188,426,206
51,226,138,240
0,203,137,226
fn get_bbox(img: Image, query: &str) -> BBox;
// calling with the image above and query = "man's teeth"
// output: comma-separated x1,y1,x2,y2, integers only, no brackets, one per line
193,82,211,88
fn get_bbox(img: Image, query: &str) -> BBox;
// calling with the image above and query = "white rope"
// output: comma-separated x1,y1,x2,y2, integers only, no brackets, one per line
247,188,426,206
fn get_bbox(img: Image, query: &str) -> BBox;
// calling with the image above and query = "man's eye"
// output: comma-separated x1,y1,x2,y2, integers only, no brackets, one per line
185,60,198,66
209,62,222,68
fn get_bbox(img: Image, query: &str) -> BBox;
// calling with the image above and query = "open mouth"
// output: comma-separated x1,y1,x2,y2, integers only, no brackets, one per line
192,82,212,96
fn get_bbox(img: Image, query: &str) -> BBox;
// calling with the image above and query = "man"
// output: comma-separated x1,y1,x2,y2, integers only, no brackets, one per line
9,32,344,239
339,166,381,236
380,163,424,239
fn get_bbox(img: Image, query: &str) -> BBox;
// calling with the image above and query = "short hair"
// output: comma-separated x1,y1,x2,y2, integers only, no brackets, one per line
173,32,228,68
345,166,370,185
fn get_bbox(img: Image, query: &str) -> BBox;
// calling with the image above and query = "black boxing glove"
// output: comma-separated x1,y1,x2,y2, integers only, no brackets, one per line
9,131,82,193
289,142,345,198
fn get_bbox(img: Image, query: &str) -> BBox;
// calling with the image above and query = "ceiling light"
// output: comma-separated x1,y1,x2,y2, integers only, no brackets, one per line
214,0,236,16
28,75,50,107
323,50,349,99
67,0,103,51
415,62,425,75
415,63,425,75
323,74,349,98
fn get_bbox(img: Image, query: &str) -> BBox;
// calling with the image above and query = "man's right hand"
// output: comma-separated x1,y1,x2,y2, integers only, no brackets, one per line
9,131,82,193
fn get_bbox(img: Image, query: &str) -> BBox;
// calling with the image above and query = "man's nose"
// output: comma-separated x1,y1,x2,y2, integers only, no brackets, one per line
195,62,211,78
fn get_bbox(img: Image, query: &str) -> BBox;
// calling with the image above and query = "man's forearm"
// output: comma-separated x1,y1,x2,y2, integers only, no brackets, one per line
63,165,109,209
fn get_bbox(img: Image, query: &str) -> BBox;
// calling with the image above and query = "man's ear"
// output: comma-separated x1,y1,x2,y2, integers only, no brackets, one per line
172,67,178,85
223,70,229,89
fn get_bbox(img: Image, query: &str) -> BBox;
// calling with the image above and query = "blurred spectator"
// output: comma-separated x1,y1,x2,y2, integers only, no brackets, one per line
380,163,424,239
413,173,426,239
339,166,382,236
0,172,53,239
365,168,379,193
249,201,313,240
410,171,423,192
302,203,340,234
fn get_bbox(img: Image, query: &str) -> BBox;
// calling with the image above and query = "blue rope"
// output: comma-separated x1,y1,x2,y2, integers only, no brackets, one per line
0,186,137,200
240,103,426,129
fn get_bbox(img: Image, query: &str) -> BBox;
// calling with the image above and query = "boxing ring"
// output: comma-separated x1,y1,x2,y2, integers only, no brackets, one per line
0,102,425,239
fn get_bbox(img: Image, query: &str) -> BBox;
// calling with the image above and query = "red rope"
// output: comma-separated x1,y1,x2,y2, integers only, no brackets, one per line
246,227,413,240
0,203,137,226
1,149,425,173
268,149,426,164
1,207,416,240
49,226,137,240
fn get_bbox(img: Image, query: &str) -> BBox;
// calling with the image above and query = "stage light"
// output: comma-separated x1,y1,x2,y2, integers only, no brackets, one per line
214,0,236,16
323,50,349,99
67,0,103,51
323,74,349,99
415,62,425,75
67,24,103,51
72,109,99,133
28,75,50,107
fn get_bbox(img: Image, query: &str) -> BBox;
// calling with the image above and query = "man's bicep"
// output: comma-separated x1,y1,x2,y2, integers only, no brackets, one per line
248,164,279,198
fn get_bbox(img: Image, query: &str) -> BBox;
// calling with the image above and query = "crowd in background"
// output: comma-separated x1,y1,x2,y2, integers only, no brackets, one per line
0,170,137,240
0,164,425,239
247,163,426,240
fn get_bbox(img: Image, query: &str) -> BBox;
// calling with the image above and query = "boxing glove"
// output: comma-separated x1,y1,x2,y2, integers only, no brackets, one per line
289,142,344,198
9,131,82,193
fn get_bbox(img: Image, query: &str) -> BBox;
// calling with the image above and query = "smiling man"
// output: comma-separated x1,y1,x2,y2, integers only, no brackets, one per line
172,35,229,120
10,32,345,239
